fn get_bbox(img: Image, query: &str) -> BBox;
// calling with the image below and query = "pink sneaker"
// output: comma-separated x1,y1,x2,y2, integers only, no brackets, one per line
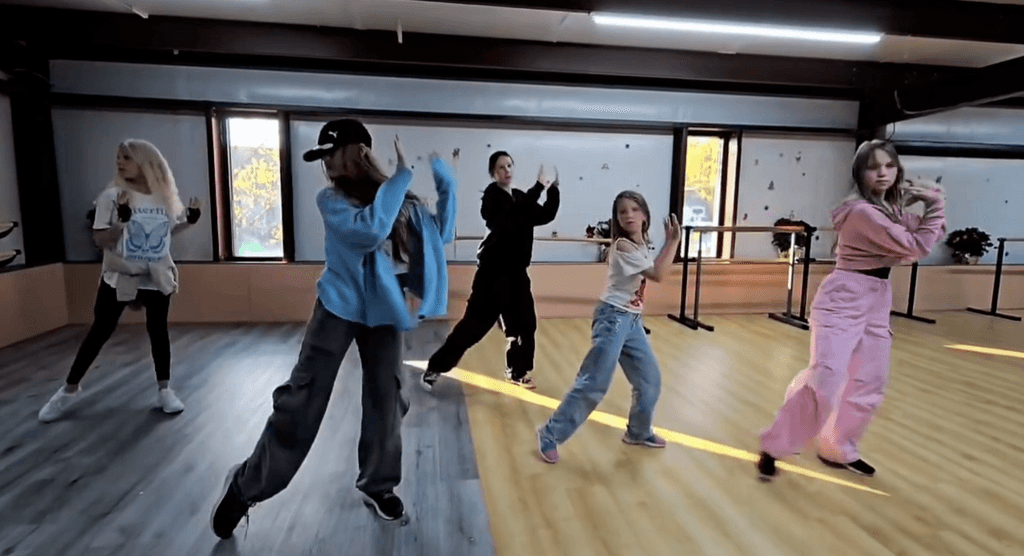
536,428,559,463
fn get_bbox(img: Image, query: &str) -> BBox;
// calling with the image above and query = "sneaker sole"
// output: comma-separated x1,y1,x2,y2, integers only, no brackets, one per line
816,455,874,477
506,379,537,390
361,493,403,521
211,464,243,538
621,437,666,448
162,405,185,414
419,373,437,393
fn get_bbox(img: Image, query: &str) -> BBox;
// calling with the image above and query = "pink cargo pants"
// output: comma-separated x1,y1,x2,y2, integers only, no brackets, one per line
760,269,893,463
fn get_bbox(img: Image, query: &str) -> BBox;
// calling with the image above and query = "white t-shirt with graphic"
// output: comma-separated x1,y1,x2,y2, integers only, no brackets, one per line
599,237,654,313
93,187,184,290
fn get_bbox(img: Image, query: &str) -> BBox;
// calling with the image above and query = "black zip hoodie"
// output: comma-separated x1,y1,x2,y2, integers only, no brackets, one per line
476,181,560,270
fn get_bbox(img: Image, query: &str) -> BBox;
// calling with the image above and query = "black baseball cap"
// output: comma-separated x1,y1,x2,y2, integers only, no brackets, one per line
302,119,372,162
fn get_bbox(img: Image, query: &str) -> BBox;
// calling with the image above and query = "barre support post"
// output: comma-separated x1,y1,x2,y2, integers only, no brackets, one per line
768,230,810,330
668,226,699,329
891,261,936,324
967,237,1022,321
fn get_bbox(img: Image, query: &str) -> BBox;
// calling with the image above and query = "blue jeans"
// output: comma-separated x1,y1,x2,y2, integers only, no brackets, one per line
539,302,662,447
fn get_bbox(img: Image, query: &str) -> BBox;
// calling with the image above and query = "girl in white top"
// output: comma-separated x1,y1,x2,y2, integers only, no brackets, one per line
39,139,201,423
536,190,681,463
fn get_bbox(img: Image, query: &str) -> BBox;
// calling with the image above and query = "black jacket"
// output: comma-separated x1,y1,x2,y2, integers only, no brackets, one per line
476,181,560,270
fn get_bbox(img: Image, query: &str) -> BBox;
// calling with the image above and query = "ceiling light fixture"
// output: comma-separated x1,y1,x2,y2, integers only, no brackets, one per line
591,13,881,44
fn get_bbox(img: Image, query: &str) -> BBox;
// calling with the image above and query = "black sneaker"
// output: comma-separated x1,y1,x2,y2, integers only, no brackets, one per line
817,455,876,477
210,464,253,539
420,370,440,392
643,326,651,335
757,452,778,482
362,490,405,521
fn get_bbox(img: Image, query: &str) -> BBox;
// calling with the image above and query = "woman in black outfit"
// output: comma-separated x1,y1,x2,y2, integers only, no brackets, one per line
422,151,559,390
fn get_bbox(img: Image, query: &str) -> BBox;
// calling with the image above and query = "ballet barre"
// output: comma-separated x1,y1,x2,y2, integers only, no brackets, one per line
792,228,938,325
890,262,936,324
454,236,611,244
668,225,810,332
966,237,1024,322
453,235,610,259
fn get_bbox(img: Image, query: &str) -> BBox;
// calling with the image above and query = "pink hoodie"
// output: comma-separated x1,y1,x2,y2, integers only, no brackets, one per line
831,198,946,270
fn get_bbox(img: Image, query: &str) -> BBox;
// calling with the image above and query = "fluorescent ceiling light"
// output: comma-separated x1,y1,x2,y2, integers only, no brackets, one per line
591,14,882,44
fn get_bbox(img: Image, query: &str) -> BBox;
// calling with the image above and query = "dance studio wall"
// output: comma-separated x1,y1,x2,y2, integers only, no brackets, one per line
0,92,67,349
290,119,674,263
0,92,24,264
51,108,214,262
733,133,854,261
54,261,1024,328
901,156,1024,265
889,106,1024,266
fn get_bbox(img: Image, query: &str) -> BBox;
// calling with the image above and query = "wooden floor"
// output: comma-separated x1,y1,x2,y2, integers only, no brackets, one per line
452,310,1024,556
1,310,1023,555
0,322,493,556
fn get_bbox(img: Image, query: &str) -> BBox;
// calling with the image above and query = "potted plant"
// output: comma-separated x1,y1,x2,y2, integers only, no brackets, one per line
945,227,993,264
771,217,811,259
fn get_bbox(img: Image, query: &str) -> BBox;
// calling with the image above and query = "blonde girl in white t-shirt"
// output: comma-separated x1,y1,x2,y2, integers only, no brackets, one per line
38,139,201,423
535,190,681,463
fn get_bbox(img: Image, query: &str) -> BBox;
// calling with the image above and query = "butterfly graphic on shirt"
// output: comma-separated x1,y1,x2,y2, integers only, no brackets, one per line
125,219,170,260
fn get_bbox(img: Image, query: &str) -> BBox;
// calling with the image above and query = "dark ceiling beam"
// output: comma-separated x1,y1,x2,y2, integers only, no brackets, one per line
410,0,1024,45
0,6,970,97
861,53,1024,129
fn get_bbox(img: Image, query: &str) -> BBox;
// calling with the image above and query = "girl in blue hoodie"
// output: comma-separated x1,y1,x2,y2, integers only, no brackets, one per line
211,119,456,537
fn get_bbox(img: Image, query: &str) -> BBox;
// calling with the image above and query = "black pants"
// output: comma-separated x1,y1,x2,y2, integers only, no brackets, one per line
66,281,172,385
428,266,537,379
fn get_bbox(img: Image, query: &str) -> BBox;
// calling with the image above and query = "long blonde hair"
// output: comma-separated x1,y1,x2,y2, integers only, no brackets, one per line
115,139,185,218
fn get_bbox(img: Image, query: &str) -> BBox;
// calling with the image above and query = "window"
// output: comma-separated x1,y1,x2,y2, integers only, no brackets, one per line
225,117,284,258
681,133,729,259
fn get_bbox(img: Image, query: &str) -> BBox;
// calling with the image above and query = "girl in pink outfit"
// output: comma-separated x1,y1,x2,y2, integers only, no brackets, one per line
757,140,946,481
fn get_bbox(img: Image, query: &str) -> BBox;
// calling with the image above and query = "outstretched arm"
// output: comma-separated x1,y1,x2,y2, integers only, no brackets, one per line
429,154,458,243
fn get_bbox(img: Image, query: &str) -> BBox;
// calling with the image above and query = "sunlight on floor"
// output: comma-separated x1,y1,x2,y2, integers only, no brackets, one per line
406,360,889,497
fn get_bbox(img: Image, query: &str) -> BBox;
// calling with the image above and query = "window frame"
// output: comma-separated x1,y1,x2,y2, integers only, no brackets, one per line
672,128,736,262
215,109,293,262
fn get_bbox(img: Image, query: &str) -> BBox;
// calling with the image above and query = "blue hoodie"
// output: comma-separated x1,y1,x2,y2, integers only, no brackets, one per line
315,158,457,331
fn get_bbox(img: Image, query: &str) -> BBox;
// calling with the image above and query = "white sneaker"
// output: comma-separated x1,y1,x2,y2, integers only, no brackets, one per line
38,386,80,423
158,388,185,414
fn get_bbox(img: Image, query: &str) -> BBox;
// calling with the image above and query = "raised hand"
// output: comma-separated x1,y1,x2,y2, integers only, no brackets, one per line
902,181,943,205
664,213,681,243
186,196,202,224
116,189,132,223
537,164,546,185
394,135,407,169
550,166,559,188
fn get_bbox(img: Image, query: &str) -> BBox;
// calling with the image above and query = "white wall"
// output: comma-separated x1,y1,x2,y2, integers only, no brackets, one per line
292,119,673,263
902,155,1024,265
734,133,855,260
0,93,24,266
51,108,214,262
